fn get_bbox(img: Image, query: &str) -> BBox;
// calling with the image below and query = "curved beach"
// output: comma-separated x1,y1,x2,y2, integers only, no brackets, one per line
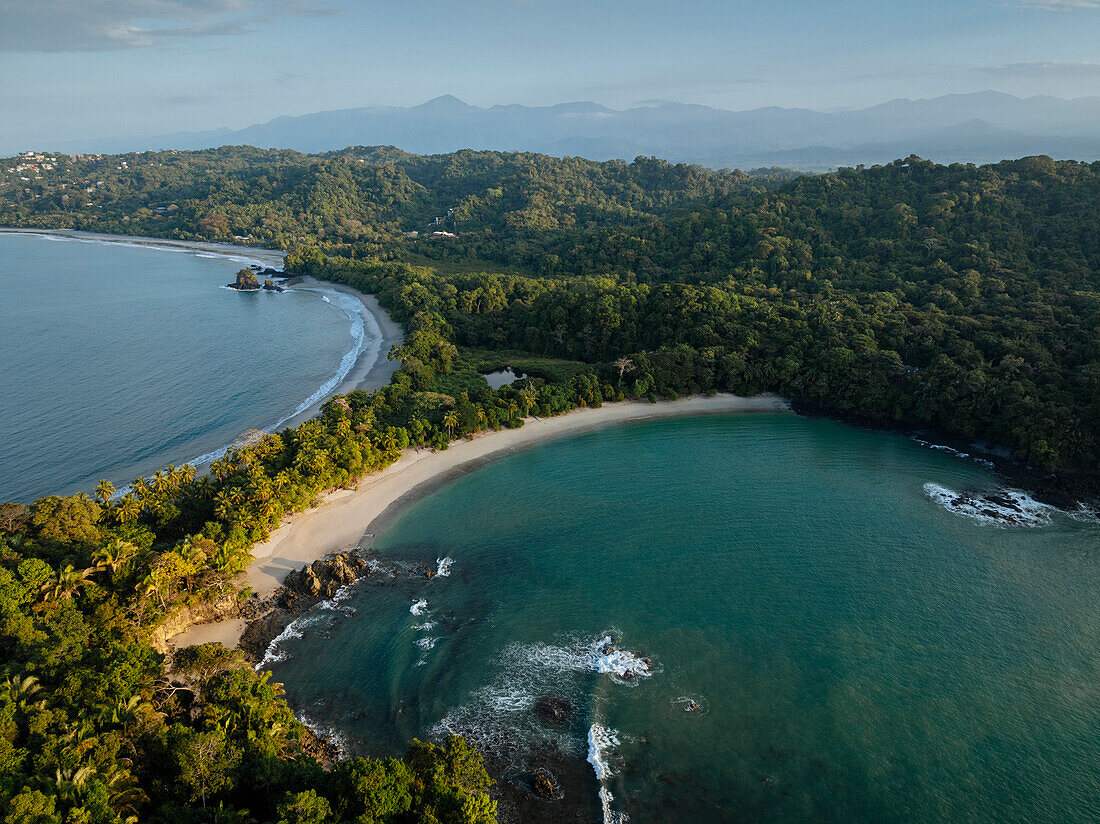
171,393,791,648
0,228,402,453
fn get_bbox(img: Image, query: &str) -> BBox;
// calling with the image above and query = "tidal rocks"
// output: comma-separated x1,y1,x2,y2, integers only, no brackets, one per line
262,278,284,292
278,552,371,610
227,268,261,290
532,771,556,799
533,696,574,729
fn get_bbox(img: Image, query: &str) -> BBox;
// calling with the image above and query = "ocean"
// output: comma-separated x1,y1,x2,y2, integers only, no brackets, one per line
0,232,379,502
264,412,1100,824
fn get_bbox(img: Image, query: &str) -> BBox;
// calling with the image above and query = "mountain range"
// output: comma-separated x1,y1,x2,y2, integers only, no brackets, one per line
61,91,1100,171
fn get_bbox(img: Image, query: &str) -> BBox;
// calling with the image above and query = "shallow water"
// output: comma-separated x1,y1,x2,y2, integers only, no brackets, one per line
267,413,1100,824
0,232,374,502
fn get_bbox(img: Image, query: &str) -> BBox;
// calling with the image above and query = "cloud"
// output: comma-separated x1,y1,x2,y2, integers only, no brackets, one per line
1012,0,1100,9
0,0,338,52
975,60,1100,77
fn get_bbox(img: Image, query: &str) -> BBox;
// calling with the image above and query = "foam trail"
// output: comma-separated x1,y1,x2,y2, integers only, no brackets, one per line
410,599,428,616
588,723,624,824
435,557,454,577
255,615,322,669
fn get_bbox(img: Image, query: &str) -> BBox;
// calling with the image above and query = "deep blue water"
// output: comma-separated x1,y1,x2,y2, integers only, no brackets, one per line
268,413,1100,824
0,232,373,502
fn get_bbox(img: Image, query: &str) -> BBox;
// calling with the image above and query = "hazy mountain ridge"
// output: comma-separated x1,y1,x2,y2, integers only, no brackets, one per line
60,91,1100,171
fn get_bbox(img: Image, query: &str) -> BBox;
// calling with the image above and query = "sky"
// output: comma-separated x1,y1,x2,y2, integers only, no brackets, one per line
2,0,1100,152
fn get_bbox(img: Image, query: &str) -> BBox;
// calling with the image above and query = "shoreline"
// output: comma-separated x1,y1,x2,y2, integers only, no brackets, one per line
170,394,791,648
274,277,404,431
0,227,287,267
1,228,404,475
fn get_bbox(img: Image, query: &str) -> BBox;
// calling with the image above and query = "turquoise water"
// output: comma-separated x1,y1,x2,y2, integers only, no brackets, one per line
267,413,1100,823
0,232,376,503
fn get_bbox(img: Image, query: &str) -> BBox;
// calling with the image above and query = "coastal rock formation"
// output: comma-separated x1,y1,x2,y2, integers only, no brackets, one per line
262,278,284,292
154,587,261,653
532,771,556,799
228,268,261,290
278,551,371,610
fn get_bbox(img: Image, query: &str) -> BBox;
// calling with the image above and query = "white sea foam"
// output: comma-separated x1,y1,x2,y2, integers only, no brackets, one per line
913,438,996,468
435,557,454,577
176,283,377,473
410,599,429,616
588,723,625,824
416,637,438,650
255,615,323,669
1068,503,1100,524
316,579,360,612
924,482,1055,527
413,621,437,631
296,712,349,757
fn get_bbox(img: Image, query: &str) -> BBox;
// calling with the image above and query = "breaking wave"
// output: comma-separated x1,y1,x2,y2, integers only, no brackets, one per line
924,482,1055,527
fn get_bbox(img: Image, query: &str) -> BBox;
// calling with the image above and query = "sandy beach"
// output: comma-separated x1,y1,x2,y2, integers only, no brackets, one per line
276,277,404,430
171,393,790,648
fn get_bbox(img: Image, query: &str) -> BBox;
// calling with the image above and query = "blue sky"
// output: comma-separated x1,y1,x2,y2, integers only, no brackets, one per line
2,0,1099,151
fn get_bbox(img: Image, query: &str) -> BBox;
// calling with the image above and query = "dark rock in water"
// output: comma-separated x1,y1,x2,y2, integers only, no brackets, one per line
278,551,370,610
532,771,555,799
533,696,573,728
227,268,261,290
262,278,284,292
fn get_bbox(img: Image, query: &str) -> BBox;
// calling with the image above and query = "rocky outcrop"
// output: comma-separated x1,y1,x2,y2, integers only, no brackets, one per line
228,268,261,290
152,588,261,653
278,552,371,610
262,278,284,292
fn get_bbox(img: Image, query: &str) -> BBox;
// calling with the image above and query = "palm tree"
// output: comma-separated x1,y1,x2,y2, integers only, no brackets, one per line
94,479,116,504
2,674,44,709
518,386,538,414
93,539,138,575
442,411,459,438
116,494,141,524
507,400,520,423
42,564,93,600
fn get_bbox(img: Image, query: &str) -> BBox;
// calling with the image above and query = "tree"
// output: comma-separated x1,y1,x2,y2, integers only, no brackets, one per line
94,479,116,504
177,729,240,808
613,357,635,385
442,411,459,438
0,502,29,533
276,790,332,824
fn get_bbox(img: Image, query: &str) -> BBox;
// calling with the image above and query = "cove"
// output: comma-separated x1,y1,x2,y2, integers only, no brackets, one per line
263,412,1100,824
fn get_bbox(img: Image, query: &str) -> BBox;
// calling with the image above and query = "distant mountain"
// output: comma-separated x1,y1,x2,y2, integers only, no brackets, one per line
57,92,1100,171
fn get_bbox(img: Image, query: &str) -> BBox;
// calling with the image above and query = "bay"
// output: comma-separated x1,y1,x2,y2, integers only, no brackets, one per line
267,412,1100,824
0,232,374,502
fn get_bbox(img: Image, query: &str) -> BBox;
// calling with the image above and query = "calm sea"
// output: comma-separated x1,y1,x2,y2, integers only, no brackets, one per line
266,413,1100,824
0,232,375,502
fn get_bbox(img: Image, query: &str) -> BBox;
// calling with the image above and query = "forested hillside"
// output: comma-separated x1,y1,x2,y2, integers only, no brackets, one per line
3,145,1100,822
3,148,1099,468
0,146,764,255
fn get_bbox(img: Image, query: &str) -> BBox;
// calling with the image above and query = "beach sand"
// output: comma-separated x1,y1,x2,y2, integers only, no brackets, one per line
171,393,790,649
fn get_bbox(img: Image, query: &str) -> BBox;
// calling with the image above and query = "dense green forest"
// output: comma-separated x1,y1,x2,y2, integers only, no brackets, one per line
3,145,1100,823
3,148,1098,468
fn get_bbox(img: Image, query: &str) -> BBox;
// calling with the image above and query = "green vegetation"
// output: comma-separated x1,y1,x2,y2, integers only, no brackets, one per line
3,144,1100,822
